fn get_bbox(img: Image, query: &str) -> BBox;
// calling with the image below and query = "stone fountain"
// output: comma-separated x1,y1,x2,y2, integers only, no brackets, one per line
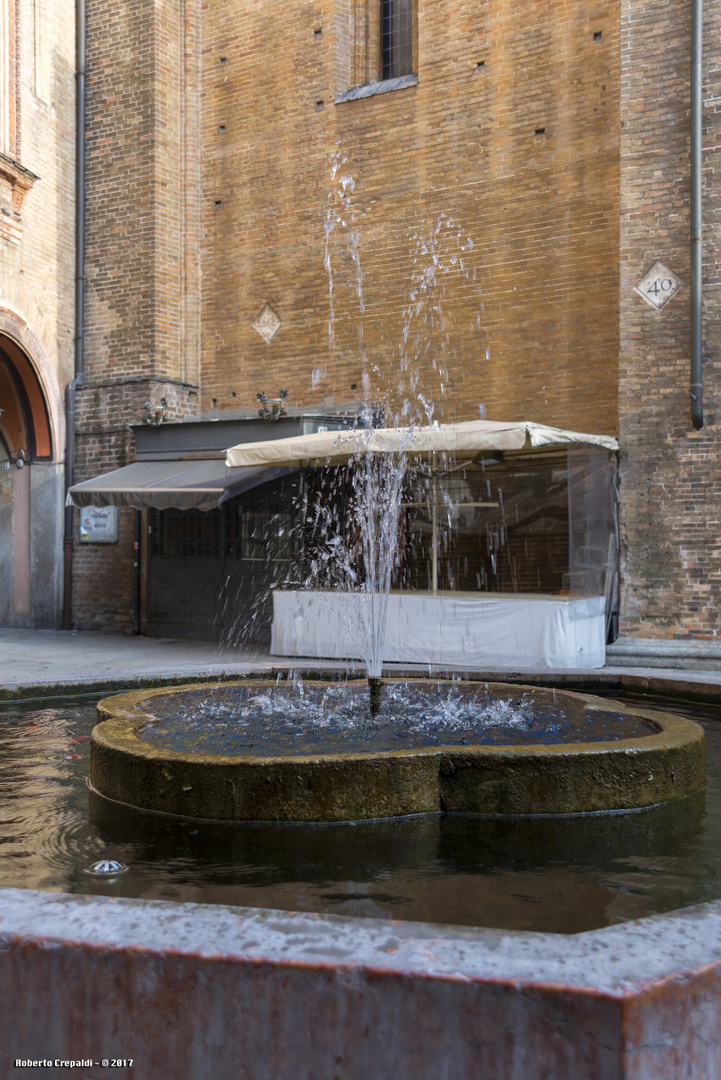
90,678,704,821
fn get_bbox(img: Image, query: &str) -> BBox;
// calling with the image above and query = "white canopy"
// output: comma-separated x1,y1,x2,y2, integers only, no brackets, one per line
226,419,619,469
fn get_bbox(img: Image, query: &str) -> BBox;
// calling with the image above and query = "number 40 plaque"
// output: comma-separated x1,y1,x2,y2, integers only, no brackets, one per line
634,261,683,310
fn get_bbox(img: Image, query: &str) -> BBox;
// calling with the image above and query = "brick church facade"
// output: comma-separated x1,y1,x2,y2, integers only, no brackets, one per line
4,0,719,654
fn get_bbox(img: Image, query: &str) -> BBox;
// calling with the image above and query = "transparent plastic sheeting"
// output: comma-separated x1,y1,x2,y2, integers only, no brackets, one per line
567,447,618,631
272,447,617,667
301,447,619,605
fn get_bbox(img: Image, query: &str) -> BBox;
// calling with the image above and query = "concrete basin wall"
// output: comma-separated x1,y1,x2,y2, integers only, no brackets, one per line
1,888,721,1079
90,682,706,819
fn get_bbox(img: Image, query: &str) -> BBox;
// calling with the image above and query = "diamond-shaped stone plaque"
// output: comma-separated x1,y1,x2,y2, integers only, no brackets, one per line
253,303,282,343
634,262,682,310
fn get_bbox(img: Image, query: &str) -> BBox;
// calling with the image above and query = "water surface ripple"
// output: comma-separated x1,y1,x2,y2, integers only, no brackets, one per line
137,682,655,757
0,692,715,934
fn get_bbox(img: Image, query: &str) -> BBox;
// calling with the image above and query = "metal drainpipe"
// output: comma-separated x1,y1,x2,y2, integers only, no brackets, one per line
63,0,85,629
133,510,142,635
690,0,704,430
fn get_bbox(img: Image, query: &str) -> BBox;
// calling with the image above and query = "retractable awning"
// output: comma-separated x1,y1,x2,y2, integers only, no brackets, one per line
67,460,296,511
225,419,619,469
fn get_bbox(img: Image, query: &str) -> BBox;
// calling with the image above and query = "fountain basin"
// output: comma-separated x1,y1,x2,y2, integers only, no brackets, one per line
90,681,706,821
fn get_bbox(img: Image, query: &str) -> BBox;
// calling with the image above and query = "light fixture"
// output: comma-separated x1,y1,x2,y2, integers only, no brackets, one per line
257,389,289,421
142,397,167,427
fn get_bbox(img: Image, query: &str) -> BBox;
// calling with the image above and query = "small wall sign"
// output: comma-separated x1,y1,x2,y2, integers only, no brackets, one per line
80,505,118,543
253,303,282,343
634,262,682,309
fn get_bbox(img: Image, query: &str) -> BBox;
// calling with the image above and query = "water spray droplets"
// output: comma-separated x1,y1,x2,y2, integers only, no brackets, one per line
324,151,366,353
312,365,327,388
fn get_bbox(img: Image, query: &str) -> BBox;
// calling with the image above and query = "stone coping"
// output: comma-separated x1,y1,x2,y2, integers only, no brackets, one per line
334,73,419,104
3,887,721,1078
90,680,706,820
1,886,721,996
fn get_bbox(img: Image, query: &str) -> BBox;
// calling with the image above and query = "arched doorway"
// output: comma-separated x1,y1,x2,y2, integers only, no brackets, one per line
0,328,64,628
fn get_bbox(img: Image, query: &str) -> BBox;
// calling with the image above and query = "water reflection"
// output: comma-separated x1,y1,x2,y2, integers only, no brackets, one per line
0,694,716,934
86,783,708,933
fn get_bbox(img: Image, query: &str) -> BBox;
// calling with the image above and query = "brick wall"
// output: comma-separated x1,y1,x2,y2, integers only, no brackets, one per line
0,0,76,630
77,0,721,644
618,0,721,639
200,0,620,434
75,0,624,633
74,0,202,631
84,0,201,385
0,0,75,401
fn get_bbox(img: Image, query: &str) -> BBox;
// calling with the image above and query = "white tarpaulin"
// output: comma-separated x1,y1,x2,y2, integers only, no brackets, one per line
226,419,619,469
271,590,607,669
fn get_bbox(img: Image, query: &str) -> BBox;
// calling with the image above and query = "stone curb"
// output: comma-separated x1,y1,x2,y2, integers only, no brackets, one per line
3,665,721,704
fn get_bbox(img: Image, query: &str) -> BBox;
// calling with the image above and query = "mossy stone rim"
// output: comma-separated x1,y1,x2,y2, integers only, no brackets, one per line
90,680,706,821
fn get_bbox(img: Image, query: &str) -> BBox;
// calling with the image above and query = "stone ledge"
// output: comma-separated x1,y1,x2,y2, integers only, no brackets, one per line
335,74,419,104
608,637,721,670
2,887,721,1078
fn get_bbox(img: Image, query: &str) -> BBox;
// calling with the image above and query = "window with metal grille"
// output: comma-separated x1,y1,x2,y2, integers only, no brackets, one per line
149,508,221,559
226,503,300,563
148,477,303,562
381,0,413,80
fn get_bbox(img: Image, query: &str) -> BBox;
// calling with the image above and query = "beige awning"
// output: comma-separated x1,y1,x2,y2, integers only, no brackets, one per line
67,461,295,511
225,419,619,469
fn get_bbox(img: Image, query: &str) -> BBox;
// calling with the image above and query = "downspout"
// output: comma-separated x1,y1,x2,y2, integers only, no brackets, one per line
690,0,704,430
133,510,141,635
63,0,85,629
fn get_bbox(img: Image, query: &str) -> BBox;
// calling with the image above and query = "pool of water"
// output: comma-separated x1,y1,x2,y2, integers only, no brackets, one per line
137,681,656,756
0,689,716,934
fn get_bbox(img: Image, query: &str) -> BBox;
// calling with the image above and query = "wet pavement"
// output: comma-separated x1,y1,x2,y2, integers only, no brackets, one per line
1,625,721,696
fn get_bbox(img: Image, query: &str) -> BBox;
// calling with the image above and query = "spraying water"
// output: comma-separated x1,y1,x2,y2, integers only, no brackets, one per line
220,155,488,708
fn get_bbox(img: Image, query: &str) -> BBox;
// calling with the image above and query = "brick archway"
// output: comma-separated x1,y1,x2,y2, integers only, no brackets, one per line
0,307,66,629
0,307,65,462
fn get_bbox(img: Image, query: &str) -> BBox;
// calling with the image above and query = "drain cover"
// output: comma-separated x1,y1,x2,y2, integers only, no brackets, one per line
84,860,128,877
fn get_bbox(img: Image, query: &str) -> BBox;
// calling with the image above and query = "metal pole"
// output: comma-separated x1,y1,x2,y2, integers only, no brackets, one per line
690,0,704,430
133,509,142,635
431,501,438,595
